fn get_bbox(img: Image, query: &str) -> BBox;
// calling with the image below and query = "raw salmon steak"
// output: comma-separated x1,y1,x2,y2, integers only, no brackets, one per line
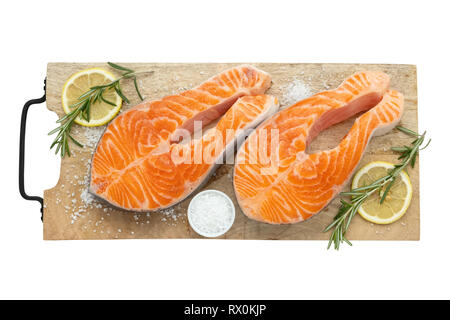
234,71,404,224
90,65,274,211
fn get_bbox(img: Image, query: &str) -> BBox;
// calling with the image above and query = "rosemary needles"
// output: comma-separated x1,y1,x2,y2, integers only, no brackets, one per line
48,62,153,157
324,126,431,250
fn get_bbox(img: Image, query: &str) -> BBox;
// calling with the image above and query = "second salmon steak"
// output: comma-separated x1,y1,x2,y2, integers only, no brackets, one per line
233,71,404,224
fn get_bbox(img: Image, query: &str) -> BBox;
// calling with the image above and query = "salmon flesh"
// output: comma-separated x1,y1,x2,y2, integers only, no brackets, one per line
233,71,404,224
89,65,275,211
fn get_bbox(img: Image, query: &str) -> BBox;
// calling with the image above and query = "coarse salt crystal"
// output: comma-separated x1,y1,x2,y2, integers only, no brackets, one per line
281,79,312,108
83,126,105,148
80,188,94,205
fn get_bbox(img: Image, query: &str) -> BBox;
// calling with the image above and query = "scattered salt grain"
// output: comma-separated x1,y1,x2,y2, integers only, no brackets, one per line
280,79,312,108
81,188,94,205
159,207,184,224
84,126,105,148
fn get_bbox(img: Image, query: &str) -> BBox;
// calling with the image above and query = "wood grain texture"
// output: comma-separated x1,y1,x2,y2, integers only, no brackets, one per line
43,63,419,240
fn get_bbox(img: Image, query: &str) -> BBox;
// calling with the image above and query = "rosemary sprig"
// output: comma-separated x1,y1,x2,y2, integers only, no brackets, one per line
49,62,153,157
324,126,431,250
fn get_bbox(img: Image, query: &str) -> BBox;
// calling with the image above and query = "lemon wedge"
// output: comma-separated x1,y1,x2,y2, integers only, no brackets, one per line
62,68,122,126
352,161,413,224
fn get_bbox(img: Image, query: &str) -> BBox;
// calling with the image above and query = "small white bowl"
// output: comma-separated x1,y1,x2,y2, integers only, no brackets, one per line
187,190,235,238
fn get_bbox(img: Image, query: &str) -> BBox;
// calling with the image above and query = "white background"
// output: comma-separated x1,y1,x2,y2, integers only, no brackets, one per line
1,0,449,299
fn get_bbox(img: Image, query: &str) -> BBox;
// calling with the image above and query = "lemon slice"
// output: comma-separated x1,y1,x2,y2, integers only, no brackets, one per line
352,161,413,224
62,68,122,126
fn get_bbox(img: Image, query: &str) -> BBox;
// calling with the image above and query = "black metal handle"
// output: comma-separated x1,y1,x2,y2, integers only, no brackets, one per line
19,79,47,221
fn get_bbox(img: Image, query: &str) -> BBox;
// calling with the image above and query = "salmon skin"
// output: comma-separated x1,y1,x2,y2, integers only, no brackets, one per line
90,65,275,211
233,71,404,224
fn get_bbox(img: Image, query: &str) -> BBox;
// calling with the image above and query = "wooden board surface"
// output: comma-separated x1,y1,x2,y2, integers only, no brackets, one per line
43,63,419,240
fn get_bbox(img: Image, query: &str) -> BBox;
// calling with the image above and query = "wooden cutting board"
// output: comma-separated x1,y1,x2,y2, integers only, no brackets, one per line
43,63,419,240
